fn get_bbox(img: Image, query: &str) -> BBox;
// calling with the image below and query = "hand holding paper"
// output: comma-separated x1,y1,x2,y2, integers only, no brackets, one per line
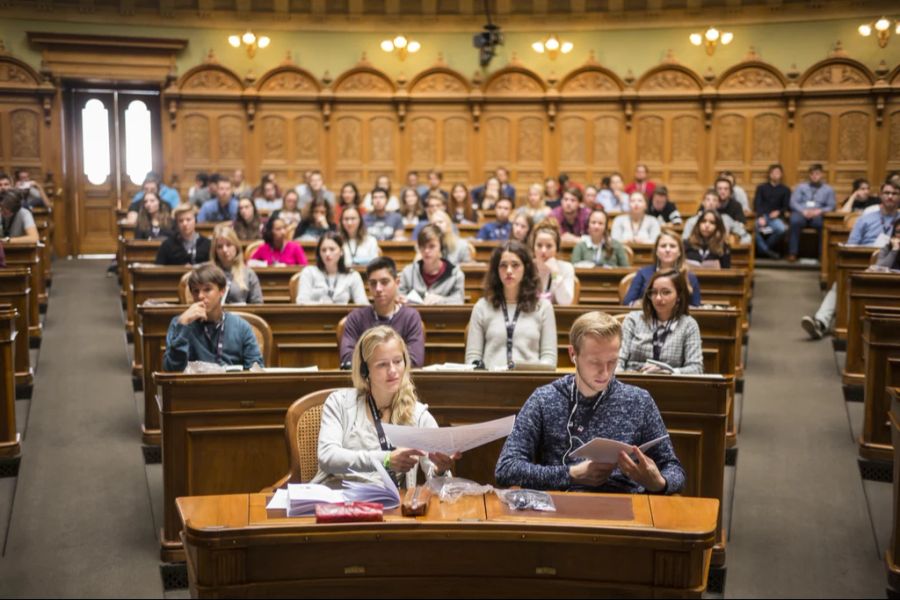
570,434,668,464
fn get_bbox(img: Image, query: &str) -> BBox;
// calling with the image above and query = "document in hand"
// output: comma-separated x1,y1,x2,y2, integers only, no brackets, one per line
570,435,669,464
381,414,516,455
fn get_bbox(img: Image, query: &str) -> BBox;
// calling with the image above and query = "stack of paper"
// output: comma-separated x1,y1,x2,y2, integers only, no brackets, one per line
341,460,400,509
286,483,345,516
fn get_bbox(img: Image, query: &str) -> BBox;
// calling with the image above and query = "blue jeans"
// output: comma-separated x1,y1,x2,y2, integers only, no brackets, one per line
755,215,787,256
788,212,823,257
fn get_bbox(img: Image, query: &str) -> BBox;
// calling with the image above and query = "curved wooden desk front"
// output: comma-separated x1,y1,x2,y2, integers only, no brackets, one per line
178,491,718,598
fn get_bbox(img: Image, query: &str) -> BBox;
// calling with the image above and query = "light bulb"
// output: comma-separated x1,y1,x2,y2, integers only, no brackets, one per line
858,24,872,36
228,35,241,48
875,17,890,32
532,41,545,53
721,32,733,45
381,40,394,52
258,36,270,49
561,41,573,54
393,35,407,49
690,33,702,46
242,31,256,45
545,36,560,51
407,40,421,53
896,22,900,34
705,28,719,42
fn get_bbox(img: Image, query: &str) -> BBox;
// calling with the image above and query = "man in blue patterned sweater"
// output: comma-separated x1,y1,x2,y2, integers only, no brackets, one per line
495,311,684,494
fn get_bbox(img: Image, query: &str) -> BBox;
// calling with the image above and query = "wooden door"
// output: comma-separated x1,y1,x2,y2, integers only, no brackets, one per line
69,89,162,254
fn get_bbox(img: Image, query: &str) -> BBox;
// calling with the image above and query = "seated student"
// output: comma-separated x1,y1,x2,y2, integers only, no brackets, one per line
156,204,211,266
625,163,656,199
253,179,282,213
753,164,791,259
551,187,591,242
294,195,337,241
133,191,173,241
363,187,404,241
419,169,449,204
314,326,457,489
464,241,557,370
297,169,335,211
189,172,210,208
597,172,630,213
713,176,746,225
531,219,576,306
718,170,750,212
787,163,836,261
0,191,39,244
340,205,380,267
430,209,471,265
840,178,878,213
233,197,262,241
210,225,263,304
510,208,534,245
198,177,238,223
125,179,161,224
544,176,562,209
411,193,456,241
618,270,702,374
683,189,751,244
397,187,424,230
130,171,180,211
448,183,477,225
339,257,425,368
583,185,599,211
683,209,731,269
874,219,900,269
336,182,361,222
523,182,551,224
162,264,263,371
250,216,308,266
297,231,368,305
623,232,701,307
476,196,513,241
494,310,684,493
12,169,51,209
399,225,465,305
801,181,899,339
361,175,399,213
571,208,630,268
610,192,661,244
646,186,683,225
270,189,302,230
472,175,501,211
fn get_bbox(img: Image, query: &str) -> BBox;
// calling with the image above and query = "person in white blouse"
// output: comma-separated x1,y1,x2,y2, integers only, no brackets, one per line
296,231,369,305
313,326,458,488
611,191,661,244
530,219,575,306
339,205,380,267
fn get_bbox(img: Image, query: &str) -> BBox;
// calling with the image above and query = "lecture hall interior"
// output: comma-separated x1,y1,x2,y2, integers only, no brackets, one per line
0,0,899,597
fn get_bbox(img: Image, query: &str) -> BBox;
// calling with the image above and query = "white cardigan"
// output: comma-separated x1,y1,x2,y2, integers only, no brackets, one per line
296,267,369,305
610,214,661,244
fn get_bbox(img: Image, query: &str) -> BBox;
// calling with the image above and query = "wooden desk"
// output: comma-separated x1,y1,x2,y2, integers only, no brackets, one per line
0,305,19,459
0,270,31,390
3,244,42,341
841,272,900,388
859,310,900,464
834,245,880,341
886,386,900,597
820,212,848,287
178,491,718,598
156,371,728,566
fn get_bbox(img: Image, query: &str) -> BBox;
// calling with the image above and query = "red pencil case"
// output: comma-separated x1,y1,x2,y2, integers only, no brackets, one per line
315,501,384,523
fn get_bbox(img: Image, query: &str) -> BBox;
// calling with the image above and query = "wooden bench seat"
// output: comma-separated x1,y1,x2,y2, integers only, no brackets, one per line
841,272,900,391
0,269,33,392
859,308,900,465
0,304,19,460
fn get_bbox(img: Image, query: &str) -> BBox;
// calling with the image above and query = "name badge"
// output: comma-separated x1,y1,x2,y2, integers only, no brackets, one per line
805,200,816,208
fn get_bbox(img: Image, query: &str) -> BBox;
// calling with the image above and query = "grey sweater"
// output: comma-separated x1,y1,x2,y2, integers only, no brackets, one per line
464,297,557,369
224,267,263,304
495,374,685,494
399,259,465,304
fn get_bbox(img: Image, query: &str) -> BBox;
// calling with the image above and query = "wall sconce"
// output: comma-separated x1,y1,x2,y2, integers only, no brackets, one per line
531,34,573,60
858,17,899,48
689,27,733,56
380,35,421,60
228,31,270,58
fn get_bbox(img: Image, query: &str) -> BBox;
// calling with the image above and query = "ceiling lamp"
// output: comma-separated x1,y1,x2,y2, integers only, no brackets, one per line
228,30,270,58
858,16,899,48
689,27,733,56
531,34,573,60
380,35,421,60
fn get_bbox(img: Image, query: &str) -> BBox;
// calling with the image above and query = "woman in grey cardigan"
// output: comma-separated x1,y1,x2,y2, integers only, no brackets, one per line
465,241,557,370
209,225,263,304
297,231,368,305
617,269,703,374
398,224,465,304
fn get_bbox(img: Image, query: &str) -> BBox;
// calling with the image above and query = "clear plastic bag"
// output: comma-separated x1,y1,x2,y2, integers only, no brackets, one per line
426,476,494,504
495,488,556,512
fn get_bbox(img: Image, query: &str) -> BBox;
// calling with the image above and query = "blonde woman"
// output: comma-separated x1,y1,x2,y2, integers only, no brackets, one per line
523,182,551,223
313,326,459,489
209,224,263,304
430,209,472,265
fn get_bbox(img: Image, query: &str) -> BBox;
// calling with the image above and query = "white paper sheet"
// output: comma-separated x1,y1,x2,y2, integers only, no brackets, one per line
570,434,669,464
266,488,289,510
381,415,516,455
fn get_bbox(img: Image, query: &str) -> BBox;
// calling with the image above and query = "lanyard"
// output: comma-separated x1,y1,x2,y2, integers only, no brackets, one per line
366,393,394,451
651,318,674,361
881,213,896,235
593,242,603,265
347,240,358,262
325,274,337,300
202,314,226,364
500,301,522,369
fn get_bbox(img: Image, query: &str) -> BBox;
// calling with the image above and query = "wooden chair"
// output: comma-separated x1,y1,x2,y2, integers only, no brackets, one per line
622,244,635,265
336,315,348,345
613,312,630,324
243,240,264,262
572,275,581,304
871,248,882,265
177,270,192,304
289,271,302,303
618,271,637,304
284,389,341,483
230,311,274,366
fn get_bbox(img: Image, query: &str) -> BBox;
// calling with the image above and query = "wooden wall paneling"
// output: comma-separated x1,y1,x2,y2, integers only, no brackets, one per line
406,65,475,188
883,66,900,185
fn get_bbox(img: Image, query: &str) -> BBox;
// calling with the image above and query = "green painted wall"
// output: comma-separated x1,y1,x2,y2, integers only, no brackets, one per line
0,16,897,83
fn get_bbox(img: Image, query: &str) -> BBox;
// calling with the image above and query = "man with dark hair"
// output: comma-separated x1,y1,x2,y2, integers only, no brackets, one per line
131,171,181,209
420,169,448,202
625,164,656,199
476,196,514,241
163,264,263,371
338,257,425,368
646,186,682,225
298,169,335,210
363,187,404,241
714,177,747,224
787,163,836,261
718,170,749,212
0,190,39,243
753,164,791,259
198,178,238,223
13,169,51,209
